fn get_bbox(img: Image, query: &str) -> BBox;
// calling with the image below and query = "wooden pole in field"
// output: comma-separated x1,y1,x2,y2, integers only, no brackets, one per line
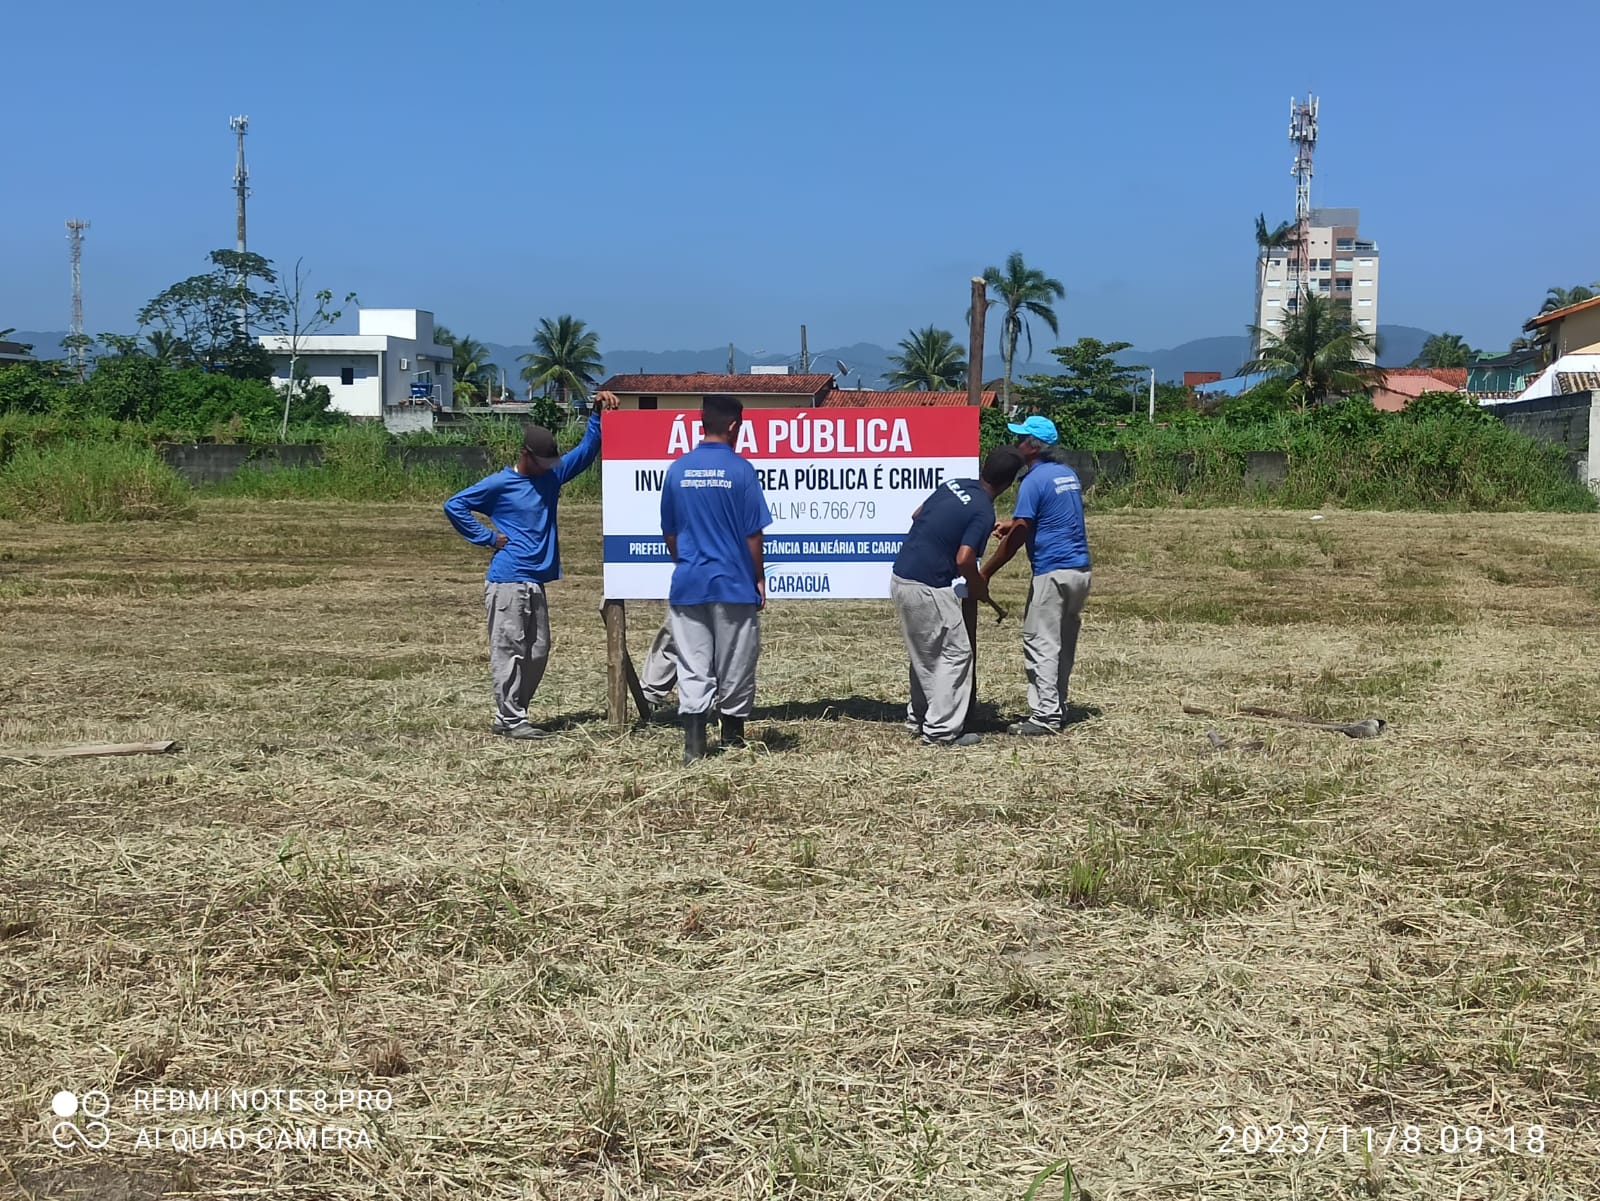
604,599,628,728
966,275,987,716
968,277,986,409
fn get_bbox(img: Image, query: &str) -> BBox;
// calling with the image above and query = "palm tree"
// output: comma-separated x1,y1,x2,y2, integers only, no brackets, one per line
886,326,967,391
1411,332,1475,369
1539,283,1600,314
145,329,190,365
518,316,603,408
980,251,1064,408
1242,292,1376,412
455,336,496,400
1254,214,1294,279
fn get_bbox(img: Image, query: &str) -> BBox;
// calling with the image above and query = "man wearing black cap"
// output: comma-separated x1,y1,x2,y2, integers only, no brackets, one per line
660,394,772,764
890,447,1023,747
444,392,618,739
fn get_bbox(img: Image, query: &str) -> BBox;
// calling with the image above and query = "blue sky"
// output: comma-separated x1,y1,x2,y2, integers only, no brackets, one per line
2,0,1593,357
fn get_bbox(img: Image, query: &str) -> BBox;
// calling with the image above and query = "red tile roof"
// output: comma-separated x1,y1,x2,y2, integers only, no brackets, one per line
1380,367,1467,388
599,373,835,395
822,390,997,408
1528,294,1600,327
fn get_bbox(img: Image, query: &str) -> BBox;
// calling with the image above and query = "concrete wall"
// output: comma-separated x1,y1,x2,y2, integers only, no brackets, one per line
1491,392,1592,452
160,435,1595,494
1488,390,1596,489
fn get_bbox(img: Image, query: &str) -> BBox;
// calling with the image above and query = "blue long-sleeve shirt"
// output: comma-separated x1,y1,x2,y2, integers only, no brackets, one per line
443,412,601,583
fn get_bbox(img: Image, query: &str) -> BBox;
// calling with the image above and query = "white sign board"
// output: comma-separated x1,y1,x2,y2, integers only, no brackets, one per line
602,408,980,599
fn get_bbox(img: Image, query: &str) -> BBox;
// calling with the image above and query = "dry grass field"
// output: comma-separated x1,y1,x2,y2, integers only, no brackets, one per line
3,500,1599,1200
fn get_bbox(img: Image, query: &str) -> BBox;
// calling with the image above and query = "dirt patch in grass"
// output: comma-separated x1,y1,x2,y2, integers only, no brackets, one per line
2,502,1598,1198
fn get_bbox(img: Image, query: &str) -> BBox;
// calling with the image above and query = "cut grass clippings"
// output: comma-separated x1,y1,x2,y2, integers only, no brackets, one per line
2,501,1599,1199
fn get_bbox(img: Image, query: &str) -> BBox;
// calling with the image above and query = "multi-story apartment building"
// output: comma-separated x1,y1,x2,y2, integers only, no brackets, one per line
1254,207,1380,361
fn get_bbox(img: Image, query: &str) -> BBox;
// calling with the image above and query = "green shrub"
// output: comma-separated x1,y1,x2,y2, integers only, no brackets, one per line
0,442,195,522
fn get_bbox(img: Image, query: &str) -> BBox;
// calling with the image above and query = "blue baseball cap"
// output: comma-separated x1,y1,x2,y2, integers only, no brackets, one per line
1006,414,1059,445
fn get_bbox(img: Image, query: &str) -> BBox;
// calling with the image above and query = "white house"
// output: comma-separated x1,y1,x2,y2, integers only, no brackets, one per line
258,308,454,433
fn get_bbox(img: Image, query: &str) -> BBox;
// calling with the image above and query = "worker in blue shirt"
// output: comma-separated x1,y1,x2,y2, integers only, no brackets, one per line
891,447,1024,747
980,414,1092,736
444,393,617,739
660,394,772,764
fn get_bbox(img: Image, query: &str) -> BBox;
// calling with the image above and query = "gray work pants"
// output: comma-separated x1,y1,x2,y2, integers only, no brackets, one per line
639,619,679,703
485,581,550,729
890,573,972,742
668,603,760,717
1023,568,1091,729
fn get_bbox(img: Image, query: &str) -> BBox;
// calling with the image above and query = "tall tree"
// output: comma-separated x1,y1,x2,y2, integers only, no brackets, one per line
980,251,1064,408
518,316,603,408
1243,293,1376,412
1018,338,1146,423
1539,283,1600,314
1411,332,1476,369
137,250,287,379
885,326,966,391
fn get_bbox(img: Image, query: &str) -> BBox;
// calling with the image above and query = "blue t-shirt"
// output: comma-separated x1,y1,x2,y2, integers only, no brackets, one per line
892,478,995,589
442,412,602,583
1014,459,1089,574
660,441,772,606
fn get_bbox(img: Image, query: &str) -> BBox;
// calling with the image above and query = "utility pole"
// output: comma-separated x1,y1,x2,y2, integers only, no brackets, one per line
800,324,809,374
967,277,986,408
1149,368,1156,421
66,219,90,380
230,115,251,331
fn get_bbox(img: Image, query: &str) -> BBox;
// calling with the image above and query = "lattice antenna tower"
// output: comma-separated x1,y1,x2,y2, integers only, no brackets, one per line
1288,94,1318,299
66,219,90,378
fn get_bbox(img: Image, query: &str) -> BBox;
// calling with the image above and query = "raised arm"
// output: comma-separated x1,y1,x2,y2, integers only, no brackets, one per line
554,408,604,486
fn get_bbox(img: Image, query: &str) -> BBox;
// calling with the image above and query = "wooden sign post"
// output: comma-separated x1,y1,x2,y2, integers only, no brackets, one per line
602,599,651,729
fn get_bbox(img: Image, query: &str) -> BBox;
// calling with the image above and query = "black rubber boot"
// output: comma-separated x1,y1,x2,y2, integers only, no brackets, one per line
682,713,708,765
720,715,746,748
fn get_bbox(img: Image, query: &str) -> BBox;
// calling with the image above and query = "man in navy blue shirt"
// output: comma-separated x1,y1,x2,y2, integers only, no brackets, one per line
891,447,1023,747
661,394,772,764
980,414,1091,736
444,393,617,739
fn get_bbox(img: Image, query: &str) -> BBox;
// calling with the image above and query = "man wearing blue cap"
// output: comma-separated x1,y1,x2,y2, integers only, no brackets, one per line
981,414,1091,736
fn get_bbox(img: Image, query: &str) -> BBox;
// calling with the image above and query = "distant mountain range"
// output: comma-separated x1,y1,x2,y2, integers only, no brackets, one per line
10,325,1438,387
483,325,1438,388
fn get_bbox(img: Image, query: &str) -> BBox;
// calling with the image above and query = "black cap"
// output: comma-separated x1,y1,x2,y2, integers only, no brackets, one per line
521,424,560,471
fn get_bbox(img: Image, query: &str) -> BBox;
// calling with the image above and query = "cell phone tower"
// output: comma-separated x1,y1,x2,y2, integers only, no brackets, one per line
230,115,250,254
230,115,250,330
1288,94,1318,300
66,219,90,379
